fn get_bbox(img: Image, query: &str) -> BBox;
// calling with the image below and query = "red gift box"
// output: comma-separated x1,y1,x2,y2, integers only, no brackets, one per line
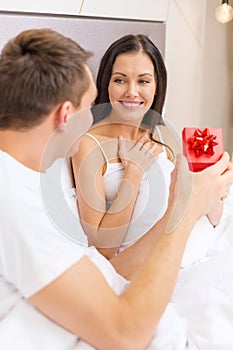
182,127,224,172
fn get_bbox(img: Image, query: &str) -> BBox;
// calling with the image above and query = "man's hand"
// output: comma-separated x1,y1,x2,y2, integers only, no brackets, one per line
165,152,233,232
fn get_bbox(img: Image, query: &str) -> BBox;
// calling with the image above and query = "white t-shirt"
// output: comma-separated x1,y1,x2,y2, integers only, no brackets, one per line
0,150,127,350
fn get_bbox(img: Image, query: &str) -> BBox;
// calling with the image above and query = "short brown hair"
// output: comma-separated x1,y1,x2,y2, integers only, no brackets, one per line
0,29,92,129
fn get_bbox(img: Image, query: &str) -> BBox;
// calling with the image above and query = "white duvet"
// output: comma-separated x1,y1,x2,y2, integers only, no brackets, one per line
149,185,233,350
75,186,233,350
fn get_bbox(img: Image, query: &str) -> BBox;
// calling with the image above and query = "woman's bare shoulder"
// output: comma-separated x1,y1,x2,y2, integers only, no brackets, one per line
156,125,182,160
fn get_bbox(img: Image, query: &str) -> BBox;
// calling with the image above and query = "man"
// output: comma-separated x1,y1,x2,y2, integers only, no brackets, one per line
0,28,232,349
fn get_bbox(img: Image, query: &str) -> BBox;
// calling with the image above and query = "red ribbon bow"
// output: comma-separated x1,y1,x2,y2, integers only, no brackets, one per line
188,128,218,157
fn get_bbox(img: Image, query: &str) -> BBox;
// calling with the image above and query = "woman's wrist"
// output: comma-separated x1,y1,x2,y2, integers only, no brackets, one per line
124,162,145,181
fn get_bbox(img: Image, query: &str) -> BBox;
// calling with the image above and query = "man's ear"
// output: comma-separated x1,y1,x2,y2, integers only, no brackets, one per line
56,101,73,131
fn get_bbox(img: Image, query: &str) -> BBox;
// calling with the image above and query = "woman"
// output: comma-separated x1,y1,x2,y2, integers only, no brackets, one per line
72,34,221,260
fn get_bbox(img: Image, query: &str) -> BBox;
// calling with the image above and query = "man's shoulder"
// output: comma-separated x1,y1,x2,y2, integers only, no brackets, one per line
0,150,39,198
0,150,11,182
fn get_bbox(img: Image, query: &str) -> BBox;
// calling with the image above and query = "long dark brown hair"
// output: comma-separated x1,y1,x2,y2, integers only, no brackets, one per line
93,34,174,158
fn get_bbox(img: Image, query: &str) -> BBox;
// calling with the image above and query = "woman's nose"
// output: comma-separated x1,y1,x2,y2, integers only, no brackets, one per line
125,83,139,97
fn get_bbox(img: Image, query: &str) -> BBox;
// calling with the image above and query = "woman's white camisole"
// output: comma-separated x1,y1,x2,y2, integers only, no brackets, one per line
86,127,175,249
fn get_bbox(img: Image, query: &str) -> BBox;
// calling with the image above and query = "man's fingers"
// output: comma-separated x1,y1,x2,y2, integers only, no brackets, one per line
206,152,230,175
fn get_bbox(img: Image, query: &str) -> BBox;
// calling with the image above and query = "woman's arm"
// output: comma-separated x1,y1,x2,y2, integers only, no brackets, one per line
30,153,233,350
72,134,158,259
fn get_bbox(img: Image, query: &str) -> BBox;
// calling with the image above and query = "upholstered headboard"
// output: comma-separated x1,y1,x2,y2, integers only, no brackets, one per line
0,11,165,80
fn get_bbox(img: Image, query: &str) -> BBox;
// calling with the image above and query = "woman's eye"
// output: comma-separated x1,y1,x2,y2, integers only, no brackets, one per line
114,78,124,84
139,79,150,84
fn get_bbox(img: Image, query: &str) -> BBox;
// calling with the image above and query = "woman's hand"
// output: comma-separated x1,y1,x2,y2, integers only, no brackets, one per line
118,134,159,173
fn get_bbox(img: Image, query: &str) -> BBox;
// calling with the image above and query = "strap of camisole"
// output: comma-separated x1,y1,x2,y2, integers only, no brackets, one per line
155,126,166,152
85,133,109,164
